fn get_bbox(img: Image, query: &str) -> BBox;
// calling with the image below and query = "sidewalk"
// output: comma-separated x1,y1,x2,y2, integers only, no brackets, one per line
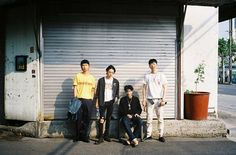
218,110,236,141
218,84,236,141
0,117,227,139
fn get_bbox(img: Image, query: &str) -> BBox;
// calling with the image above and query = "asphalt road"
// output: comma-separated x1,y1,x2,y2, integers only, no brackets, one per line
0,137,236,155
218,84,236,114
218,84,236,96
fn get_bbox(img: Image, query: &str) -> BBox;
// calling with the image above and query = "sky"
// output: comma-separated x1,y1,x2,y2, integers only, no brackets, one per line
219,20,229,39
219,19,236,40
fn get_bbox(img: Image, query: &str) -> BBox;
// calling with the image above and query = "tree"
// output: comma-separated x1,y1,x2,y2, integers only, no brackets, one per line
231,40,236,62
218,38,228,83
227,38,236,62
218,38,228,59
218,38,236,83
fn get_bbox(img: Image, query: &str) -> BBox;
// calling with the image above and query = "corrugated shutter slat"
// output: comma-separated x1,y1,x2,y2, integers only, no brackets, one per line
43,15,176,120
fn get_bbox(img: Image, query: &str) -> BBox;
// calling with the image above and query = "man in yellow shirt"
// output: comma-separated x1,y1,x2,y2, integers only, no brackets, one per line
73,59,96,142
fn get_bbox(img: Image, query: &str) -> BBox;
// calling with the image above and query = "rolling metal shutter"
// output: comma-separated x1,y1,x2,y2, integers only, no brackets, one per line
42,14,176,120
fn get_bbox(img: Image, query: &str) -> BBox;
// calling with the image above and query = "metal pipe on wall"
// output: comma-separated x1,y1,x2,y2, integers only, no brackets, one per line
229,19,232,84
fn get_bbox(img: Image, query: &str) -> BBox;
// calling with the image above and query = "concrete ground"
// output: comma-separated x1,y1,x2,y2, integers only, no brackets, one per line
0,136,236,155
218,84,236,141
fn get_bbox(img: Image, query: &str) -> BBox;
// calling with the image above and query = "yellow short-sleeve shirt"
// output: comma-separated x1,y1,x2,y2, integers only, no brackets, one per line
73,72,96,99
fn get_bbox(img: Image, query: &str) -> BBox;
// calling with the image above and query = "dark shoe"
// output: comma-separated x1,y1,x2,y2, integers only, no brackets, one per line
73,137,79,142
143,136,152,141
104,137,112,142
81,137,90,143
73,136,79,142
95,138,104,145
158,137,165,143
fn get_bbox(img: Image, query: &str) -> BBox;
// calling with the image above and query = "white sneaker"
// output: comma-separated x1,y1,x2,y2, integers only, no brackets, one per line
126,140,131,145
132,138,139,146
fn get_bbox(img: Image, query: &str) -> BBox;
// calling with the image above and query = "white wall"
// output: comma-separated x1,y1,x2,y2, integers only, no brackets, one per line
182,6,218,117
5,6,41,121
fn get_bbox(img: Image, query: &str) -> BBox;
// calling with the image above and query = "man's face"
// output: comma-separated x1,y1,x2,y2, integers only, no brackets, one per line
149,62,157,70
126,89,133,97
81,63,90,72
106,69,115,78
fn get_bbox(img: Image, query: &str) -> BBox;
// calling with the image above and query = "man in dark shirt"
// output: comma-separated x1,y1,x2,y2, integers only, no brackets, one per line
119,85,142,146
95,65,119,144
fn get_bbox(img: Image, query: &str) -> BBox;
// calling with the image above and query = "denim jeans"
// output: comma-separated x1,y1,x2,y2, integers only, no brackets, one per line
121,115,143,141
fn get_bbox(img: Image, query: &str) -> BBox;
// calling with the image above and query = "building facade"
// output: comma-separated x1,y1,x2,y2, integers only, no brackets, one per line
1,1,218,122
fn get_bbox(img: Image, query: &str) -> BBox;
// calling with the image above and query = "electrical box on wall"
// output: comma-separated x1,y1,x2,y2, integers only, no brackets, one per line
15,55,28,71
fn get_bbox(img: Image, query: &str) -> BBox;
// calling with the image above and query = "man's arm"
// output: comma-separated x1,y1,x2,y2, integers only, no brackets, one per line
135,97,142,116
116,80,120,99
92,85,96,97
160,84,167,106
73,86,77,98
142,84,147,111
162,84,167,101
95,79,100,99
95,79,100,109
119,98,125,117
92,77,96,98
73,75,77,98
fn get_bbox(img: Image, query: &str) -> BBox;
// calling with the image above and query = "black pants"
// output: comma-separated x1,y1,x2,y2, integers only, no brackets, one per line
98,100,114,138
76,99,93,139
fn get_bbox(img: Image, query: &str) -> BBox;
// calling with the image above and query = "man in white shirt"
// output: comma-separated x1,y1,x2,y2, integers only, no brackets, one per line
142,59,168,142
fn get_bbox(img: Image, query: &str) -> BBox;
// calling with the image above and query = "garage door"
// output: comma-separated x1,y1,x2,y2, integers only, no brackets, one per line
42,14,176,120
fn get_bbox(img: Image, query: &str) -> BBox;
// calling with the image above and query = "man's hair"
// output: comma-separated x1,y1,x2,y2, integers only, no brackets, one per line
106,65,116,73
80,59,90,66
148,59,157,65
124,85,134,92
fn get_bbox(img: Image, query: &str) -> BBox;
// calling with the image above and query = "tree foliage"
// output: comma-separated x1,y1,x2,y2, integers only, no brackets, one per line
231,40,236,62
194,62,205,92
218,38,236,63
218,38,228,57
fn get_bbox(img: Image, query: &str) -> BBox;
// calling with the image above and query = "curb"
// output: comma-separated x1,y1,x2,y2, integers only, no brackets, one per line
0,118,227,139
0,122,36,138
227,128,236,137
